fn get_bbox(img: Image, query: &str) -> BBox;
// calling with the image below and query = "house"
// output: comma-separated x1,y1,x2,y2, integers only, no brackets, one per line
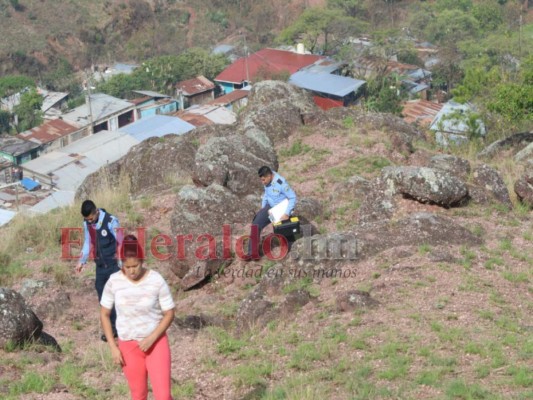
401,100,444,127
61,93,136,134
39,89,69,119
289,70,366,108
0,135,41,165
352,56,431,99
118,114,195,141
129,90,178,119
175,76,216,109
17,119,82,153
91,63,139,84
429,101,486,146
22,115,195,213
208,89,249,112
215,48,324,94
174,104,236,127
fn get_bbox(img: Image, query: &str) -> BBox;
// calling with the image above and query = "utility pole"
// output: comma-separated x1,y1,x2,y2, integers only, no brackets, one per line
242,31,250,86
85,70,95,135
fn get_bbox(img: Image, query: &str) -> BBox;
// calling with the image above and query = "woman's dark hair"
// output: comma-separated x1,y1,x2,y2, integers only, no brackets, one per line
119,234,145,260
258,166,272,177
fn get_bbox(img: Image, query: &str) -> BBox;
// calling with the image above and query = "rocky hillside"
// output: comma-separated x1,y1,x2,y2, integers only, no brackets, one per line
0,0,323,75
0,82,532,399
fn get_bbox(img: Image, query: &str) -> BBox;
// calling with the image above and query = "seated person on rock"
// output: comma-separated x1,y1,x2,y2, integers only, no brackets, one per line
247,166,297,260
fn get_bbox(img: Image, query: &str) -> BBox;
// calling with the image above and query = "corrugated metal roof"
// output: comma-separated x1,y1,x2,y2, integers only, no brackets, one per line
61,93,134,127
39,89,69,112
0,135,41,156
23,130,138,191
132,90,170,98
215,48,323,84
119,115,195,141
29,190,75,214
178,105,236,125
18,119,79,145
212,44,235,54
176,76,215,96
0,208,16,227
402,100,443,126
209,89,249,106
175,112,213,128
430,101,486,136
289,71,366,97
301,58,344,74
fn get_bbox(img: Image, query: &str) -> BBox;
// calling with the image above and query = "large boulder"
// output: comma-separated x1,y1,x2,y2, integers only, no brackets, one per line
357,177,397,224
77,134,198,199
478,131,533,160
193,134,278,196
428,154,471,181
171,184,256,237
353,212,483,257
169,184,256,284
0,288,43,347
514,170,533,207
514,142,533,163
471,164,512,208
238,81,317,143
382,166,468,206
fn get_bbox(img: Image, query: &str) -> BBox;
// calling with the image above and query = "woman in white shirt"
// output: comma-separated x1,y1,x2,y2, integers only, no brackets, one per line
100,234,175,400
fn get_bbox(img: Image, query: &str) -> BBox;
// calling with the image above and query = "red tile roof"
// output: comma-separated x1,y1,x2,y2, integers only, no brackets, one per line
176,75,215,96
401,100,444,127
313,96,343,110
209,89,249,106
17,119,79,145
215,48,323,84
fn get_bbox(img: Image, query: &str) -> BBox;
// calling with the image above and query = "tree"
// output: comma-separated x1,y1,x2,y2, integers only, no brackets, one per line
13,89,43,132
97,73,149,99
0,75,35,99
472,0,504,30
364,75,404,115
327,0,366,18
0,110,11,134
276,8,345,54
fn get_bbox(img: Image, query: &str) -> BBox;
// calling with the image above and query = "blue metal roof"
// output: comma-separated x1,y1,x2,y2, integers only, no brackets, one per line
119,115,195,141
289,71,366,98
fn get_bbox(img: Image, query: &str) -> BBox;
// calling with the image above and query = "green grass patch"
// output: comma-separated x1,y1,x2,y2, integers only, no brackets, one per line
279,140,312,157
327,156,391,180
226,361,273,387
8,371,56,396
444,379,494,399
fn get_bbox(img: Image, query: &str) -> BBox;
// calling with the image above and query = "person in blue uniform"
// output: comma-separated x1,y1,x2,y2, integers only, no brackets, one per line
75,200,122,341
247,166,297,260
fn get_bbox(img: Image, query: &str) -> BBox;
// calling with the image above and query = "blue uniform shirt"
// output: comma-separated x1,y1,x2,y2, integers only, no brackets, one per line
262,172,297,215
80,209,122,265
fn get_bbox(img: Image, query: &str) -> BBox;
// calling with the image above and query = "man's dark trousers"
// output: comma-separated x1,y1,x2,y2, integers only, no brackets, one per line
248,206,271,258
95,262,120,333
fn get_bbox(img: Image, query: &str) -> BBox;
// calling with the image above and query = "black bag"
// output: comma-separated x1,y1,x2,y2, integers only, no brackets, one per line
272,216,301,239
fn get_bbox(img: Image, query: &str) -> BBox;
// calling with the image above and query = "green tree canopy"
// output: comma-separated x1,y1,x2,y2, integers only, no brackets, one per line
277,7,368,54
13,88,43,132
0,75,35,99
98,48,229,97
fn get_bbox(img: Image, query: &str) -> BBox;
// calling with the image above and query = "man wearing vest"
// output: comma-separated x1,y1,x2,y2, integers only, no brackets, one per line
75,200,122,342
248,166,297,260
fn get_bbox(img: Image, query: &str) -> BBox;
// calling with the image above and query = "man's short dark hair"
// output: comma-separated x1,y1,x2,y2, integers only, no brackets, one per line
258,166,272,177
81,200,97,217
